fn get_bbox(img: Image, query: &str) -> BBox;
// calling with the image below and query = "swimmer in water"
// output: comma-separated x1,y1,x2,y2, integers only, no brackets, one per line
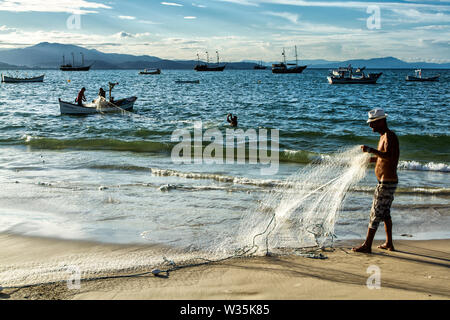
227,113,238,127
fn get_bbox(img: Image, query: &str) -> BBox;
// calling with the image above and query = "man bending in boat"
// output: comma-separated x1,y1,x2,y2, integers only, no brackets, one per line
98,87,106,99
353,108,399,253
227,113,238,127
75,87,87,106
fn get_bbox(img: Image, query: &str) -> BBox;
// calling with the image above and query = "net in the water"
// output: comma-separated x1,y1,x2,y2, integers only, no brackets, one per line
87,96,127,114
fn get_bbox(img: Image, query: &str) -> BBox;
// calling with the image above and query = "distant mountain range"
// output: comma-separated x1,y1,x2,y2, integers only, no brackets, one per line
303,57,450,69
0,42,449,70
247,57,450,69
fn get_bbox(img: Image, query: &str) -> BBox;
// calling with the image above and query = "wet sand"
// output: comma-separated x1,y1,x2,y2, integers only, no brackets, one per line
0,233,449,300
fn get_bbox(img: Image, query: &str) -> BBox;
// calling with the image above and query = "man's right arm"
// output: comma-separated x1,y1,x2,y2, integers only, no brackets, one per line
361,145,378,162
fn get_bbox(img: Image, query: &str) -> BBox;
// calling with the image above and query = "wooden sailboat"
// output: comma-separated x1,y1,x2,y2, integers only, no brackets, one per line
272,46,307,74
60,52,93,71
254,61,267,70
194,51,226,71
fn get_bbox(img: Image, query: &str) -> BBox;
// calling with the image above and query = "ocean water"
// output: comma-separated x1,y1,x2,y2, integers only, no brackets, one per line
0,68,449,250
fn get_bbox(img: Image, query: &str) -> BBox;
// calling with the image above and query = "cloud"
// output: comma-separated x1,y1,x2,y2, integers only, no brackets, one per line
216,0,258,6
118,15,136,20
414,25,450,30
116,31,134,38
135,32,152,38
0,28,157,54
184,16,197,19
263,11,299,24
0,0,111,14
0,25,16,33
114,31,152,39
389,8,450,23
138,20,162,25
192,3,207,8
0,3,448,64
161,2,183,6
216,0,450,11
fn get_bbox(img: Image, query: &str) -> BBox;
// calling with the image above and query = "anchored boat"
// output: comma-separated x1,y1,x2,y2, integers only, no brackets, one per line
194,51,226,72
139,68,161,75
272,46,307,74
60,53,93,71
406,69,439,82
327,66,382,84
254,61,267,70
1,74,44,83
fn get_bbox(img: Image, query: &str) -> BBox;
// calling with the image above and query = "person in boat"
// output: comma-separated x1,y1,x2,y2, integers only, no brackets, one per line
98,87,106,99
227,113,238,127
353,109,399,254
75,87,87,106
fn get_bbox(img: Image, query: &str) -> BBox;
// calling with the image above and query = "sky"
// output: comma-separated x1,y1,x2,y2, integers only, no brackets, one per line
0,0,449,62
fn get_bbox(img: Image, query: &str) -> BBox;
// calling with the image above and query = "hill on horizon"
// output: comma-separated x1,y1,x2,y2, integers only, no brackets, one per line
0,43,449,70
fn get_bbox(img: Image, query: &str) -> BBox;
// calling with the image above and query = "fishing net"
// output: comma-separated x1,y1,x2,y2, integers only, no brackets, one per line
0,146,370,288
218,146,371,256
85,96,116,111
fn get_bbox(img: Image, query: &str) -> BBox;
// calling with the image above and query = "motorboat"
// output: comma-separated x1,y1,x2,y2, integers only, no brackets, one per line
139,68,161,75
406,69,439,82
327,66,382,84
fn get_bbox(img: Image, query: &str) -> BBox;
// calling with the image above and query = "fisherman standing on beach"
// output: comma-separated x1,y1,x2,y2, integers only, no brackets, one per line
353,108,400,253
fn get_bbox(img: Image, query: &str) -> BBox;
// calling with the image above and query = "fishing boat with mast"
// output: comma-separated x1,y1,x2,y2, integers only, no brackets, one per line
194,51,226,72
272,46,307,74
60,52,93,71
406,69,439,82
327,65,382,84
254,61,267,70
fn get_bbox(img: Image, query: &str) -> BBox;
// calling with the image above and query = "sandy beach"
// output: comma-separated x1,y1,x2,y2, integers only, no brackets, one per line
0,233,448,300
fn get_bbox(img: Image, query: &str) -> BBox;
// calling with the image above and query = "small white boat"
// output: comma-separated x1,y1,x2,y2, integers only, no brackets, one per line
59,96,137,115
1,74,44,83
139,68,161,75
406,69,439,82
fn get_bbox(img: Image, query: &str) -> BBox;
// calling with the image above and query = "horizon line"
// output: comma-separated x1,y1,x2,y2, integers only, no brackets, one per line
1,42,449,66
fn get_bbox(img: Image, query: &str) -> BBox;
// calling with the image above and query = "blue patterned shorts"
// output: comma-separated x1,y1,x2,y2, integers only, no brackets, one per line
368,181,397,230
